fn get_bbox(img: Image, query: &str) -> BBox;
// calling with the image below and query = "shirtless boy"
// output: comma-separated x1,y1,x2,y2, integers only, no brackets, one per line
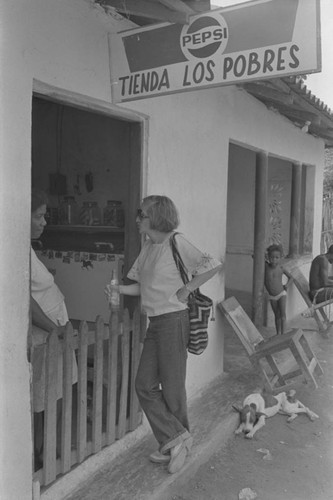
264,244,287,335
309,245,333,303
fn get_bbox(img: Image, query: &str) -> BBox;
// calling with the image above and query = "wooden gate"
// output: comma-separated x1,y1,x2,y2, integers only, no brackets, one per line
32,307,144,488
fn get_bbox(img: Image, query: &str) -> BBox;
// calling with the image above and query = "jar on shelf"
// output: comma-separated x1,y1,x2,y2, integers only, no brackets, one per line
47,207,59,225
103,200,125,228
80,201,102,226
58,196,80,225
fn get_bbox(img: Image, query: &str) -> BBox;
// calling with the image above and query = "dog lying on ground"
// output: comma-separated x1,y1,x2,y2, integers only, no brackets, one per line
279,389,319,423
233,389,319,439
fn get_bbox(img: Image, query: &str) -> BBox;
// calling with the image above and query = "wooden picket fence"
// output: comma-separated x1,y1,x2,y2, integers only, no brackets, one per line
33,307,144,488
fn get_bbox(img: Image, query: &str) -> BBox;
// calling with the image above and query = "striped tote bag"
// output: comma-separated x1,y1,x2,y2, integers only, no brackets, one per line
170,233,213,355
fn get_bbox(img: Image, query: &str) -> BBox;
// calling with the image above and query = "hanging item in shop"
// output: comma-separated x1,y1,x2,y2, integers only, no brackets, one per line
85,171,94,192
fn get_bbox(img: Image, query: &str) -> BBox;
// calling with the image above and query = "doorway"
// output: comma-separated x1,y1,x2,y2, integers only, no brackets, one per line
30,86,146,485
225,143,294,320
225,143,256,316
31,93,144,320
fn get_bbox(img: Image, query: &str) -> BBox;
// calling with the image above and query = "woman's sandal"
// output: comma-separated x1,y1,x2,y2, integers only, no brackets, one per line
168,442,187,474
149,450,170,464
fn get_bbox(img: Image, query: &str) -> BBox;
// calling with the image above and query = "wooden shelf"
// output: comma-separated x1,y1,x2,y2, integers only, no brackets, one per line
45,225,124,233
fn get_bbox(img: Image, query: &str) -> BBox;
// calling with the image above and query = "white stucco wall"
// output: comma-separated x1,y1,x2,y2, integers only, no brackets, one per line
0,1,129,498
0,0,325,498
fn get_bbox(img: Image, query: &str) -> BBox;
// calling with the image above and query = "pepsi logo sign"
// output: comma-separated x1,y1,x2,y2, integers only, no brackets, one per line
181,13,228,60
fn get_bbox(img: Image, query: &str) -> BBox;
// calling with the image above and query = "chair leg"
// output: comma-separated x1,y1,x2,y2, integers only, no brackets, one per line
298,336,324,377
313,311,327,332
299,335,314,360
251,358,274,392
264,354,287,389
289,341,318,389
316,362,324,377
317,304,330,324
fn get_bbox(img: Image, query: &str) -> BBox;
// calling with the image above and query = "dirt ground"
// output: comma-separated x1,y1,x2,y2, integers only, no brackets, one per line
167,333,333,500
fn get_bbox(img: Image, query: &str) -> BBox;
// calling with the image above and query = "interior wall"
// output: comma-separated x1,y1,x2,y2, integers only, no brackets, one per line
32,97,131,211
267,157,292,253
0,1,129,497
225,143,256,294
224,150,294,310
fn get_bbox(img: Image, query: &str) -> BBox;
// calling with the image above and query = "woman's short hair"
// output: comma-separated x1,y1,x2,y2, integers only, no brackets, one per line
31,188,48,212
143,195,179,232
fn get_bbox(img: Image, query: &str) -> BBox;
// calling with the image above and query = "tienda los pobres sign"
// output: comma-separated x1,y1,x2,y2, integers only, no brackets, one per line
108,0,321,103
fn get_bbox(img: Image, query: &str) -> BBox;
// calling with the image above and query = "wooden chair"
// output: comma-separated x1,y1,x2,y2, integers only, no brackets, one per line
219,297,323,393
282,261,333,333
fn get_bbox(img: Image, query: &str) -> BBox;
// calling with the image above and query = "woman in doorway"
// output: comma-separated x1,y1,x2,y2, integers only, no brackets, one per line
108,195,223,474
31,189,69,333
31,188,77,469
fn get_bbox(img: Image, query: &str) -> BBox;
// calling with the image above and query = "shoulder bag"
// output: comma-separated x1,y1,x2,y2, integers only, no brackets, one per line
170,233,213,355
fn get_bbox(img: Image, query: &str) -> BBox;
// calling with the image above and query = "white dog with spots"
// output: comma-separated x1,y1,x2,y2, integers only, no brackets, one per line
233,389,319,439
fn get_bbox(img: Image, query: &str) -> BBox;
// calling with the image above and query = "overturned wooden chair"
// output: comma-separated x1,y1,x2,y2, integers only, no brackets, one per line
283,261,333,333
219,297,323,393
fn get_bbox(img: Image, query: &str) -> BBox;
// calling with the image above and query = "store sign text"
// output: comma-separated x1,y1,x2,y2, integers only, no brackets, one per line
118,44,300,98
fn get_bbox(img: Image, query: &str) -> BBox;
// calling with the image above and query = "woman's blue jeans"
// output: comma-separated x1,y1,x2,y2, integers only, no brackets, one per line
135,309,190,452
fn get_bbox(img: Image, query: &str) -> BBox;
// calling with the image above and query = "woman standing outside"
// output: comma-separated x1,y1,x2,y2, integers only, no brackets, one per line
110,195,222,474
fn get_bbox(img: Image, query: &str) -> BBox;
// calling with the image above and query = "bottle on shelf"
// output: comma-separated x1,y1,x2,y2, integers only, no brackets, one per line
47,207,59,225
90,201,102,225
80,201,102,226
58,196,80,225
103,200,125,228
108,268,120,309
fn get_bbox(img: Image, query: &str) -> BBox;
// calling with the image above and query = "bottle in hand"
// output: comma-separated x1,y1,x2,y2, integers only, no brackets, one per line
108,268,120,309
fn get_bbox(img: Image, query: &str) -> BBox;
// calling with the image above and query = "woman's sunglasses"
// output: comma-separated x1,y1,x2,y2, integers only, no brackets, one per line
137,209,149,220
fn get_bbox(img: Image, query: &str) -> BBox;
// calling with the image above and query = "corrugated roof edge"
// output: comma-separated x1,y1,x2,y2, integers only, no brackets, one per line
283,75,333,119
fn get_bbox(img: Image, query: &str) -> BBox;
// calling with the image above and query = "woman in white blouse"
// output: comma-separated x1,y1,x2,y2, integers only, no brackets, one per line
31,189,68,334
31,188,77,469
111,195,222,474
